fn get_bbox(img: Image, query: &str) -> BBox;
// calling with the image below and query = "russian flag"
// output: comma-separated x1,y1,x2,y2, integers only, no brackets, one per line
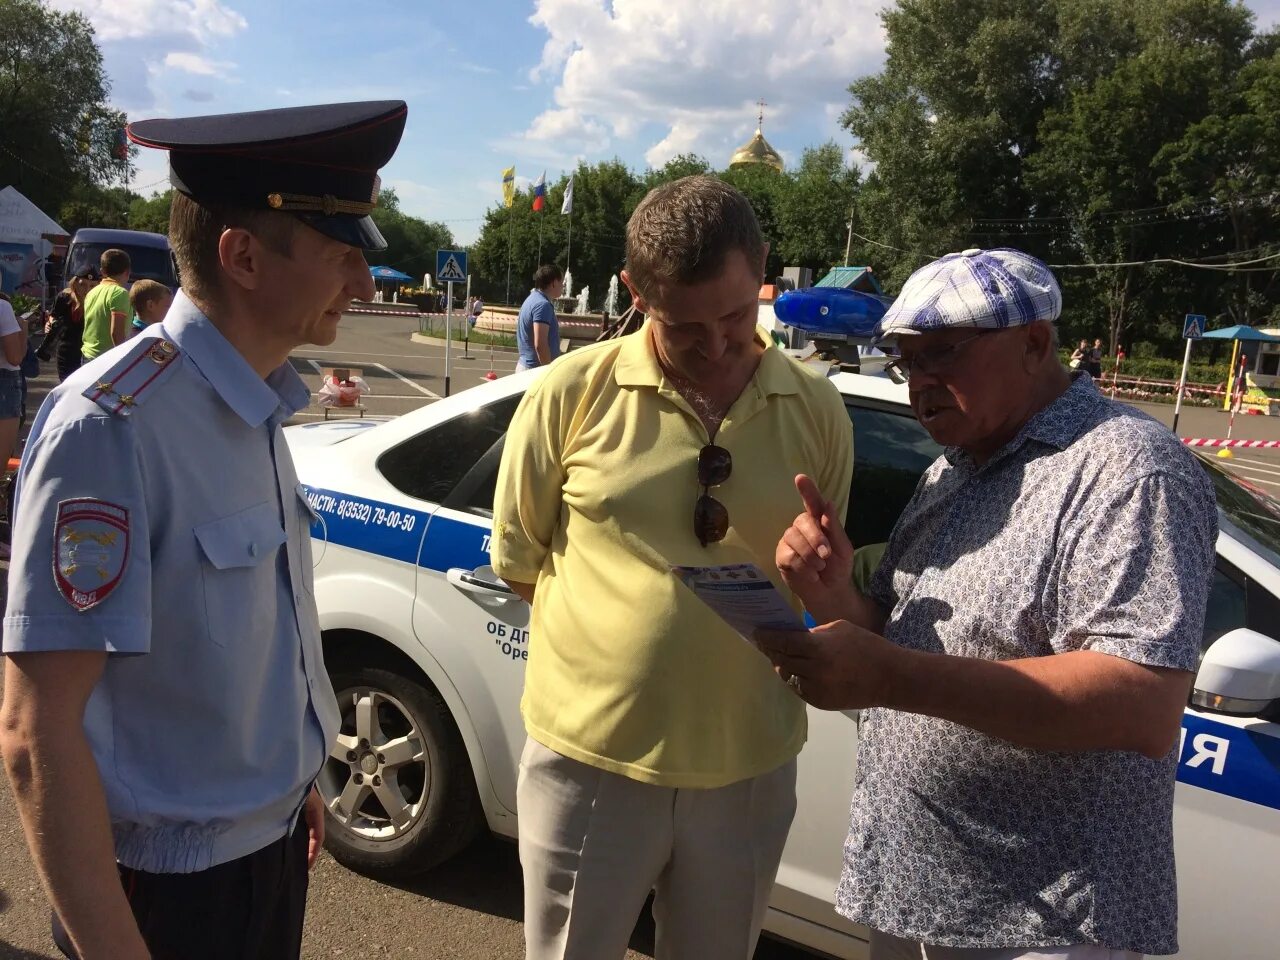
532,171,547,212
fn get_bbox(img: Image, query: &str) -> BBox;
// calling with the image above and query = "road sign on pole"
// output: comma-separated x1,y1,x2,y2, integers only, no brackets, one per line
444,281,454,397
437,249,468,284
1171,313,1207,434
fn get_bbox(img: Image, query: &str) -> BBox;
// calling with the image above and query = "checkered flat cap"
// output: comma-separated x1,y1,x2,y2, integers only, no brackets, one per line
874,247,1062,342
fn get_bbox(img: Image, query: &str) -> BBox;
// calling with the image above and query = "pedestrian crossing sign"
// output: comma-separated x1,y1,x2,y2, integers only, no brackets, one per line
436,250,468,284
1183,314,1206,339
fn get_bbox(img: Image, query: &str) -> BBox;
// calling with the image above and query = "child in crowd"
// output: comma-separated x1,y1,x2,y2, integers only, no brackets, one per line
127,280,173,336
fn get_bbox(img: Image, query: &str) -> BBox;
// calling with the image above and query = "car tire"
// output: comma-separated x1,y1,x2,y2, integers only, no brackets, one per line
319,664,482,880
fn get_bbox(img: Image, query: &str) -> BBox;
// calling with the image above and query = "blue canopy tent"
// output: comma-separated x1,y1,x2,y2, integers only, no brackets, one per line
1201,325,1280,343
369,266,414,282
1201,326,1280,410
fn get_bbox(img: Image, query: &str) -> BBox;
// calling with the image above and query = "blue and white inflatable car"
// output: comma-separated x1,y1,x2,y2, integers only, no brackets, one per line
288,355,1280,959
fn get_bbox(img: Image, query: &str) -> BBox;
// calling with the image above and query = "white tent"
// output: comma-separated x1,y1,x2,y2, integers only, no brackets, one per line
0,185,66,244
0,185,67,297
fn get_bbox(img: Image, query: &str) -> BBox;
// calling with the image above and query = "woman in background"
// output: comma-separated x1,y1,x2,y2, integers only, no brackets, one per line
39,267,98,381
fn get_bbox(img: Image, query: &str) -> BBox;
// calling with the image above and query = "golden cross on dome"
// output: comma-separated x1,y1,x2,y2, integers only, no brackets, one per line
756,99,768,129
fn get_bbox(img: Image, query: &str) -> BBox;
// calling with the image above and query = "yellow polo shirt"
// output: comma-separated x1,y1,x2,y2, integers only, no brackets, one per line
491,325,853,787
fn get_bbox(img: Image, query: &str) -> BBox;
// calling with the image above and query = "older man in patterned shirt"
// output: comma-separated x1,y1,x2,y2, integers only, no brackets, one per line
760,248,1217,960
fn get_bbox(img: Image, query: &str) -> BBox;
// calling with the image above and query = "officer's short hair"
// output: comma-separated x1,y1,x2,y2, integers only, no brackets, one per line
532,264,563,291
169,192,299,305
625,176,764,306
100,248,131,278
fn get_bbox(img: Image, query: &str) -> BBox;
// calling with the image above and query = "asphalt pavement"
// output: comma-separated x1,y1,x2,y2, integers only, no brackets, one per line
2,312,1279,958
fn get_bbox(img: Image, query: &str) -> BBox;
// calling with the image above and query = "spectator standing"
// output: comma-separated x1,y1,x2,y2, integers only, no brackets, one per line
127,279,174,336
1,100,407,960
764,248,1217,960
1088,337,1104,378
80,249,133,362
515,265,564,371
1069,337,1088,371
493,176,853,959
39,269,98,382
0,289,27,465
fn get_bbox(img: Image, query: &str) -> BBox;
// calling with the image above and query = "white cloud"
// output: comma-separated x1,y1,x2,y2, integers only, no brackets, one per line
50,1,248,110
163,52,234,77
51,0,246,43
524,0,886,168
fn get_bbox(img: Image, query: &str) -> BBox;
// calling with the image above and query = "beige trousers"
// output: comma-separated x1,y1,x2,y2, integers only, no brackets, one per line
516,737,798,960
870,930,1143,960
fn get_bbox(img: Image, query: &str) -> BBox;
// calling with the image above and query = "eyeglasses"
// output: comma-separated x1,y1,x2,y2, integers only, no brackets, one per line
883,331,991,382
694,444,732,546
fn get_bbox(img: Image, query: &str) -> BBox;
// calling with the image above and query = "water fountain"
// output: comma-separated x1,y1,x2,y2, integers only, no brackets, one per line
574,286,591,315
605,274,619,317
562,268,574,299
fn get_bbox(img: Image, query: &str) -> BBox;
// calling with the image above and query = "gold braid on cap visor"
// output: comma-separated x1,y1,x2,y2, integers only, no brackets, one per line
266,175,381,216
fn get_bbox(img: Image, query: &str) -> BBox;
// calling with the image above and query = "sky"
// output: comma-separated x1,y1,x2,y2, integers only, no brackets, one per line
51,0,1280,246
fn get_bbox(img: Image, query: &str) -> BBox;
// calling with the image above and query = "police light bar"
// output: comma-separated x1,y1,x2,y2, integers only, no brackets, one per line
773,286,893,341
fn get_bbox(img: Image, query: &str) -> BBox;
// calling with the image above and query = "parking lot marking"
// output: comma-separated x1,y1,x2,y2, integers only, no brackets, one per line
373,362,441,399
1223,467,1280,489
1224,461,1280,479
1223,455,1280,473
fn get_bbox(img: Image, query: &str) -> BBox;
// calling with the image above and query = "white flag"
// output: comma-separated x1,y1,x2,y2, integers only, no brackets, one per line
561,174,574,215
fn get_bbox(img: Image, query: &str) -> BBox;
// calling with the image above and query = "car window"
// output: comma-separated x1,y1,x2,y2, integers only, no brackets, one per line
844,401,943,548
67,243,178,287
377,395,522,505
1203,564,1247,656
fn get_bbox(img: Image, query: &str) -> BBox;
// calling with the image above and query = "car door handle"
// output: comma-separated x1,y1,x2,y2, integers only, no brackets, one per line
447,568,516,597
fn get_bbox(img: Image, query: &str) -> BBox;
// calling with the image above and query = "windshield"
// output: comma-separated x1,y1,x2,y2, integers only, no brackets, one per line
1198,454,1280,566
67,242,177,287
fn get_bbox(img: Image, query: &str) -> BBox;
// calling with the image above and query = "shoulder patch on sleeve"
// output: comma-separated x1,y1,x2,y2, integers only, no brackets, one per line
82,337,183,417
53,499,130,611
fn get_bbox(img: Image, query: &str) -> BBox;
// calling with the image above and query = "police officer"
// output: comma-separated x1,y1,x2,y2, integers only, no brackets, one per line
1,100,407,960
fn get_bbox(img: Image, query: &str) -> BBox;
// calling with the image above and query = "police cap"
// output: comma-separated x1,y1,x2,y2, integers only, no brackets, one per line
127,100,408,251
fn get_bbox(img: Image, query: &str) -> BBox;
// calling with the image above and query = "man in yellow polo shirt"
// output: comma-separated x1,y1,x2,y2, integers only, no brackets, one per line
492,175,853,960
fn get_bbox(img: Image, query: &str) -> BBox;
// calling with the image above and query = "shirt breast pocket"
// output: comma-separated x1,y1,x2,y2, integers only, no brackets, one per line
194,501,287,647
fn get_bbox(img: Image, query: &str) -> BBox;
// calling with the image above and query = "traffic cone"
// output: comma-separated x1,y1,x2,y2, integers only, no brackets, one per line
483,344,498,381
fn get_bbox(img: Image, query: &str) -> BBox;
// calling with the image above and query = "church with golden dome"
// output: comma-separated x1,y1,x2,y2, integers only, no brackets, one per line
730,100,784,173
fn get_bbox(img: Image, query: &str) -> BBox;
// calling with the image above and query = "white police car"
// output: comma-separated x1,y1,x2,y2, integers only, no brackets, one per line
288,366,1280,959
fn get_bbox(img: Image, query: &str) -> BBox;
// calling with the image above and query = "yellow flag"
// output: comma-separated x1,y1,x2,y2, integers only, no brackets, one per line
502,166,516,208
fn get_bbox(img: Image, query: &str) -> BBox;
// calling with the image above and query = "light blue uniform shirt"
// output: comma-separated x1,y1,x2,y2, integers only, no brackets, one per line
516,288,560,368
3,291,340,873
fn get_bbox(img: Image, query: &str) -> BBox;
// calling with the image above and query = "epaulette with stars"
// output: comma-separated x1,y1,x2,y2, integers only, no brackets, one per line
82,336,183,417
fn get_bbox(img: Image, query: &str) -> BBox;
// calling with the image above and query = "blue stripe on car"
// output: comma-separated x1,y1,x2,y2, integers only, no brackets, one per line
302,486,1280,811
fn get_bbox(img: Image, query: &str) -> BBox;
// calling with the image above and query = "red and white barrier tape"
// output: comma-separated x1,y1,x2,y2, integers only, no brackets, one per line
1181,438,1280,449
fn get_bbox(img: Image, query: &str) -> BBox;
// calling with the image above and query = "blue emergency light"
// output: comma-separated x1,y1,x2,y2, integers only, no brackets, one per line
773,286,892,340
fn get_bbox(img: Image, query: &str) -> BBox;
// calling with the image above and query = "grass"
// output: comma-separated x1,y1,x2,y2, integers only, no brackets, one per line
418,319,517,349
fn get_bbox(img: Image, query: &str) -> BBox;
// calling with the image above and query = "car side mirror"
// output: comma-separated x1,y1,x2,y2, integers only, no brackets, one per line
1191,628,1280,720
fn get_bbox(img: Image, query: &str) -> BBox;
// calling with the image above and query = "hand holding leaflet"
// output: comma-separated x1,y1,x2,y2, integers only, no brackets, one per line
676,562,862,721
671,562,806,642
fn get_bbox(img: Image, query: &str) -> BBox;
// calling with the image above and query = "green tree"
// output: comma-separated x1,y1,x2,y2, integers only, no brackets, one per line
1026,0,1254,351
774,143,861,276
842,0,1064,289
369,188,454,282
471,161,639,309
841,0,1269,355
127,190,173,234
0,0,131,217
57,183,138,234
719,164,788,280
1157,49,1280,326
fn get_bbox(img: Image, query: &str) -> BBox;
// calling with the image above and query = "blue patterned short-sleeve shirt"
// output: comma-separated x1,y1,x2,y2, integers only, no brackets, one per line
837,374,1217,955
